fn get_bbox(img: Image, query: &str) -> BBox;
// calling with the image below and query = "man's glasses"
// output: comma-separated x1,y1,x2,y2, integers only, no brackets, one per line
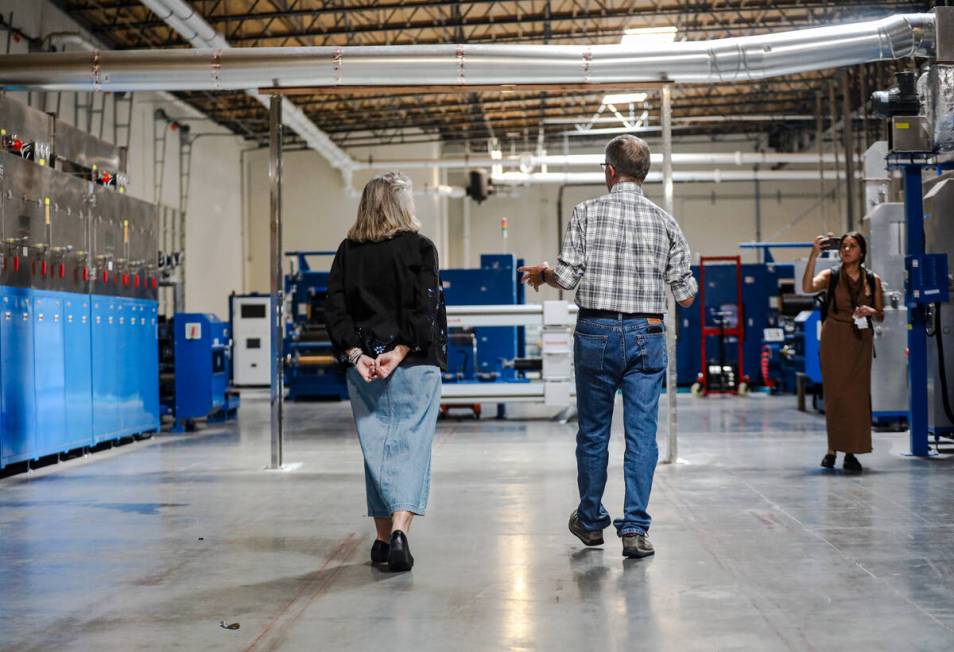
600,162,611,171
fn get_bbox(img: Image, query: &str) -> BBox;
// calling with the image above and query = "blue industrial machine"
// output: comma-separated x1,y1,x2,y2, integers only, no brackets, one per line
284,251,349,400
439,253,528,418
867,62,954,454
676,257,794,389
282,251,528,406
161,313,239,432
0,95,160,472
442,253,526,383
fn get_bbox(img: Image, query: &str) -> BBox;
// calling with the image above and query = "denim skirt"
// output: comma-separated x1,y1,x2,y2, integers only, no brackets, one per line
346,365,442,518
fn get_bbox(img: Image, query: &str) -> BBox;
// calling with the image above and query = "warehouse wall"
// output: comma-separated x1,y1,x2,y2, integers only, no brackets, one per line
244,142,853,305
242,140,444,292
6,0,860,313
2,0,245,317
446,146,851,303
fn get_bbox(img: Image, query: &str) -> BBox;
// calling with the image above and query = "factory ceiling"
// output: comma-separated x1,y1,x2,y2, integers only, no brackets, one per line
51,1,930,152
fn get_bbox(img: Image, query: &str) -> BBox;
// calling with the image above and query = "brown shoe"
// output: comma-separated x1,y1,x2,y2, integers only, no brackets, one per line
622,533,655,559
568,509,604,546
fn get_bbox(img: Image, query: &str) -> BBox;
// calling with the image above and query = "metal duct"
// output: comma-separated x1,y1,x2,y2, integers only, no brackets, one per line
140,0,352,171
921,64,954,153
493,170,863,185
353,151,856,171
0,13,935,92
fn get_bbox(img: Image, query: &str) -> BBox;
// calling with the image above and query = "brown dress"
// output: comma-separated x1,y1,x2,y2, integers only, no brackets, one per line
819,269,881,454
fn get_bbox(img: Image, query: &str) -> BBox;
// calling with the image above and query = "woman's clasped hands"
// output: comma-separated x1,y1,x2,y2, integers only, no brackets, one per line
355,345,410,383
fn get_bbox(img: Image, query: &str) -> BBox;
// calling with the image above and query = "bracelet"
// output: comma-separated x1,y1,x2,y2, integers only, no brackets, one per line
347,349,362,365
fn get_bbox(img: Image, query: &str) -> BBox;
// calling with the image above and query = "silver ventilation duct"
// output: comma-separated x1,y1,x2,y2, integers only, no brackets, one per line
494,170,862,185
353,151,856,171
0,13,935,93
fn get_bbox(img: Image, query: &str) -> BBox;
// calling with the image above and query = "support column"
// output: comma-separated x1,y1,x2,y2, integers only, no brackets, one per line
841,69,856,231
904,164,930,456
462,195,472,268
754,166,762,263
661,85,678,465
269,95,285,469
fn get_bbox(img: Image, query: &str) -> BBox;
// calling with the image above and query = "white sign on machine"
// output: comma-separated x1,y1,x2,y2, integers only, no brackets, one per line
231,295,271,386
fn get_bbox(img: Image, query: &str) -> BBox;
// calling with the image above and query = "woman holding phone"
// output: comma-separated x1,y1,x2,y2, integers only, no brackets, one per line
802,231,884,473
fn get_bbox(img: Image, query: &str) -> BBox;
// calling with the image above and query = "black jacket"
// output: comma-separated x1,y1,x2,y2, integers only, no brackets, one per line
324,231,447,370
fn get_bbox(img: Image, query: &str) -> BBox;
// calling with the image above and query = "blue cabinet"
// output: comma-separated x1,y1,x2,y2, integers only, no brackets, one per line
91,298,117,443
33,294,67,458
1,289,36,466
63,295,93,449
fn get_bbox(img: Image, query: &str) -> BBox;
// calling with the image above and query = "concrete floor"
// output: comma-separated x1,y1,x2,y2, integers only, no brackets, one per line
2,393,954,651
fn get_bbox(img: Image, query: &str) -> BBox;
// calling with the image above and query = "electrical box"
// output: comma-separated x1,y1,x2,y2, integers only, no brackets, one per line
891,116,933,153
906,253,950,306
231,294,271,386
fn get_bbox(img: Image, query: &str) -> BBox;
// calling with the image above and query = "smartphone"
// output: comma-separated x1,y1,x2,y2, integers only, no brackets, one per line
823,236,841,250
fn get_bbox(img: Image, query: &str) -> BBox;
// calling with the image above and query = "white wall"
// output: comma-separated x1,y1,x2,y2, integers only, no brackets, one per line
243,140,444,292
447,145,852,303
2,0,245,317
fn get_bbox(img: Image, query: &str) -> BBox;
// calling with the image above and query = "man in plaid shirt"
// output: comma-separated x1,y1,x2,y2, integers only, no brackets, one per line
519,135,696,559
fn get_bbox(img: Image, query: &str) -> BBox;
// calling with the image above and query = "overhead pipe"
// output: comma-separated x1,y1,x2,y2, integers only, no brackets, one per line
0,13,935,92
137,0,463,198
352,151,857,171
493,169,864,185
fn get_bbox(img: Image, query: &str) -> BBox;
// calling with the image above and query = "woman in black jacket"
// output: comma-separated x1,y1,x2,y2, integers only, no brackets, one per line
324,172,447,572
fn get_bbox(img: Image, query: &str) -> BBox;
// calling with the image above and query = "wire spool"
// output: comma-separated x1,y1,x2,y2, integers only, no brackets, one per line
295,355,337,366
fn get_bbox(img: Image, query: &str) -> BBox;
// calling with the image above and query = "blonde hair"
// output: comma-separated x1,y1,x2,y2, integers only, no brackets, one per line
348,172,421,242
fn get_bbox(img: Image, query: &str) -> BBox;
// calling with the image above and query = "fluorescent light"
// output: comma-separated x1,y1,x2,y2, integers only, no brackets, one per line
620,26,678,45
601,92,648,106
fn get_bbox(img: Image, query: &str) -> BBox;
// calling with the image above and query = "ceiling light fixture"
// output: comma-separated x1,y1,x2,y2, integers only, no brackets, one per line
619,26,678,46
601,92,649,106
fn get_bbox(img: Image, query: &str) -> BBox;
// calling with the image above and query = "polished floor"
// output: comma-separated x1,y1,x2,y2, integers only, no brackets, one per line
2,393,954,651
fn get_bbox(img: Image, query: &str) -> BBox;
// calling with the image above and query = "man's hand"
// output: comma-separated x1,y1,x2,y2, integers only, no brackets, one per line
517,262,551,292
375,344,410,380
355,354,378,382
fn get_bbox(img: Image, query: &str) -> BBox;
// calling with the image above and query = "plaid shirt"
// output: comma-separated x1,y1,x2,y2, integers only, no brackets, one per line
553,182,697,313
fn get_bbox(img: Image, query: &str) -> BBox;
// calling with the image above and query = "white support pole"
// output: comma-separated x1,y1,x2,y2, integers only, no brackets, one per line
269,95,284,470
661,85,679,465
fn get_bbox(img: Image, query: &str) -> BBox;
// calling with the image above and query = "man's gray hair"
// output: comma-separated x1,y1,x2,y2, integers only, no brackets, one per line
604,135,651,182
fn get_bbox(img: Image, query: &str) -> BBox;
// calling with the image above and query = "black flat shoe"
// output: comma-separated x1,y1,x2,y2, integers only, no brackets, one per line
820,453,836,469
843,453,863,473
388,530,414,572
371,539,390,564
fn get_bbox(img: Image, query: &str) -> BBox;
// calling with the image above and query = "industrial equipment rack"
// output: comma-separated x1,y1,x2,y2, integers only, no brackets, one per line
697,255,748,396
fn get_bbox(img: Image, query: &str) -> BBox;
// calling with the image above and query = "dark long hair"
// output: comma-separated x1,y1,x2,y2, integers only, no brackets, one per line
840,231,867,265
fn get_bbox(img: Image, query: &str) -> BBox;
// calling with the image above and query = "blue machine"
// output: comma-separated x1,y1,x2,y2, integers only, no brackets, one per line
442,254,526,382
284,251,349,401
901,162,953,454
165,313,239,432
282,251,527,403
676,261,793,387
0,95,160,471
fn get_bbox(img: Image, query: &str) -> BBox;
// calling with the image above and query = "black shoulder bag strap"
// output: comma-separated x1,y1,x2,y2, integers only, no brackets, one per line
865,268,877,359
818,266,839,323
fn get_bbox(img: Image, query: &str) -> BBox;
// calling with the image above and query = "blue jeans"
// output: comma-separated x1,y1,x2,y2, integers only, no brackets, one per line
574,314,667,537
